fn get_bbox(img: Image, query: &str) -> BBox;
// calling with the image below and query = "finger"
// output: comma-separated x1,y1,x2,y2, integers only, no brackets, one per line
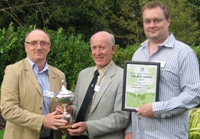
71,123,80,129
70,128,80,135
55,109,63,114
66,107,72,114
58,119,68,125
51,111,57,115
67,128,78,136
135,108,139,112
58,105,64,110
66,107,70,111
54,114,66,119
137,110,142,115
51,125,59,130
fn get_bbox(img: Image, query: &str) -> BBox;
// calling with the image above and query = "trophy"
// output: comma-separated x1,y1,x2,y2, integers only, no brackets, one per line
55,80,74,128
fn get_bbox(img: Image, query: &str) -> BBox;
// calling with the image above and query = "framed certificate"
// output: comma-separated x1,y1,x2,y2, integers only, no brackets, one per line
122,61,160,111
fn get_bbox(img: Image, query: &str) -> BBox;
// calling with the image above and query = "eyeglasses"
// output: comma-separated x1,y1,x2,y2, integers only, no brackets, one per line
25,41,50,47
143,18,165,25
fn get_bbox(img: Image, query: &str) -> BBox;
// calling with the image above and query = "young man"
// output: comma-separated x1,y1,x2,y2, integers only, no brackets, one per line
125,1,200,139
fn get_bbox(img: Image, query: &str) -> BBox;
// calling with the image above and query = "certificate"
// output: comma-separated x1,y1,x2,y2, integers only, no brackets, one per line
122,61,160,111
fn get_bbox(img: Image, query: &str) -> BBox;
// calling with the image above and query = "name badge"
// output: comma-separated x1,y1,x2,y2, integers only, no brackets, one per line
43,90,54,98
156,61,166,67
94,85,100,92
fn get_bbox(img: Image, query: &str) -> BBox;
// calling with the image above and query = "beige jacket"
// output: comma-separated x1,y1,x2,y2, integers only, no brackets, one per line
1,58,66,139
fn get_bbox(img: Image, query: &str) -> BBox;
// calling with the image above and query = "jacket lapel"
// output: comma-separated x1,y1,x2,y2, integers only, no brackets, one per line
77,68,95,112
24,59,42,96
90,63,116,113
48,67,57,93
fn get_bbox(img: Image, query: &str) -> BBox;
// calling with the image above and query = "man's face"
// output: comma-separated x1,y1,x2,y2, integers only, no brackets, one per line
142,7,170,43
90,33,115,69
24,30,50,63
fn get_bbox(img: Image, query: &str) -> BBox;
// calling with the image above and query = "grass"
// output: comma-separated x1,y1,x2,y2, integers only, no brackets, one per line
0,130,4,139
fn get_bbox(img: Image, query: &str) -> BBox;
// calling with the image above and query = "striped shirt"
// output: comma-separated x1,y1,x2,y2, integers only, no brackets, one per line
126,34,200,139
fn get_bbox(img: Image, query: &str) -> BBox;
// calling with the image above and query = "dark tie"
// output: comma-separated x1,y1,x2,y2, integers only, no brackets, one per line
76,70,99,122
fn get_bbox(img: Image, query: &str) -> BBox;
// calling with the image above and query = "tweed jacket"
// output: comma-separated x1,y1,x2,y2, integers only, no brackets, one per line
1,58,66,139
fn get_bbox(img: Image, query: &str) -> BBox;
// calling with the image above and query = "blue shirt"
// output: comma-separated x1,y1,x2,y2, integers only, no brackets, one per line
27,58,51,137
126,34,200,139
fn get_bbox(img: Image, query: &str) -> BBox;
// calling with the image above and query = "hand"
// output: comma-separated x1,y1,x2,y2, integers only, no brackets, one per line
136,103,154,118
67,106,73,115
60,120,76,135
43,111,67,130
67,122,87,136
55,105,64,114
124,132,132,139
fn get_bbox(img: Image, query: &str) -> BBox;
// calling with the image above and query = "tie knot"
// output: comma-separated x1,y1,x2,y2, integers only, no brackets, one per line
94,70,99,77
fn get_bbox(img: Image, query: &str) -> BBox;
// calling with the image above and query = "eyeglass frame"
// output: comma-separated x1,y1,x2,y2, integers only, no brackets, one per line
25,41,50,47
143,18,165,25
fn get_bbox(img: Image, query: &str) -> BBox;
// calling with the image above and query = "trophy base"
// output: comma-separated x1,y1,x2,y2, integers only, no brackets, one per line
58,123,74,129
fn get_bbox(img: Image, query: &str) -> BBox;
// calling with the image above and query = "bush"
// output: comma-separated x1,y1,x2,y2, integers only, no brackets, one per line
189,108,200,139
0,23,137,90
1,23,200,138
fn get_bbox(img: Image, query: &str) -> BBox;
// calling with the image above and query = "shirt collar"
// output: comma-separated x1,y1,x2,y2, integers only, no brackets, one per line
95,61,113,75
27,57,49,73
141,33,176,49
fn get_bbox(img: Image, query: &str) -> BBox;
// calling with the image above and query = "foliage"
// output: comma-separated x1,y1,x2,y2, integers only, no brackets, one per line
1,24,200,138
187,0,200,24
0,23,137,90
138,0,200,46
0,130,4,138
0,0,200,137
113,44,140,68
107,0,143,47
0,0,199,47
165,0,200,46
0,22,28,85
47,28,94,90
191,46,200,65
0,24,91,90
189,108,200,139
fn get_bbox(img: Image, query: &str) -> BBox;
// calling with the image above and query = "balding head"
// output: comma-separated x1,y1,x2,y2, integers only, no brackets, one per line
90,31,116,69
90,31,115,48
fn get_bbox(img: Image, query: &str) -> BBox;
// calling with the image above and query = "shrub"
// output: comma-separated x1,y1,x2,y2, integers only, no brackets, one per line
0,24,200,138
189,108,200,139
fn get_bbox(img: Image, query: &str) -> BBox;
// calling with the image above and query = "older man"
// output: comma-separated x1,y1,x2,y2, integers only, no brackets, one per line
66,31,130,139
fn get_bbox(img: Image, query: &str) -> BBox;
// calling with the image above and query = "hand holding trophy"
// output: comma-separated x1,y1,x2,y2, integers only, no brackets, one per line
55,80,74,128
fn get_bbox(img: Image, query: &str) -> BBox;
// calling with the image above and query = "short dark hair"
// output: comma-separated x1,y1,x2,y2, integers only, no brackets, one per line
141,1,170,19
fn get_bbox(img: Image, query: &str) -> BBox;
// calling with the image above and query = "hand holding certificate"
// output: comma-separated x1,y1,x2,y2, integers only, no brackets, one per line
122,61,160,112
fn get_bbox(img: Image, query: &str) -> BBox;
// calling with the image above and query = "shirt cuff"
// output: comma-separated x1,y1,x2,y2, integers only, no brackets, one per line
152,102,166,118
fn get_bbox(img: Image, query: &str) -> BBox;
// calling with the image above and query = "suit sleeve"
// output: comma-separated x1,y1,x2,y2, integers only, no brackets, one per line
86,80,130,138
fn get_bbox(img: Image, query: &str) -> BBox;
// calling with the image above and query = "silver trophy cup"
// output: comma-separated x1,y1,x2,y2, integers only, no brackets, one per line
55,80,74,125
